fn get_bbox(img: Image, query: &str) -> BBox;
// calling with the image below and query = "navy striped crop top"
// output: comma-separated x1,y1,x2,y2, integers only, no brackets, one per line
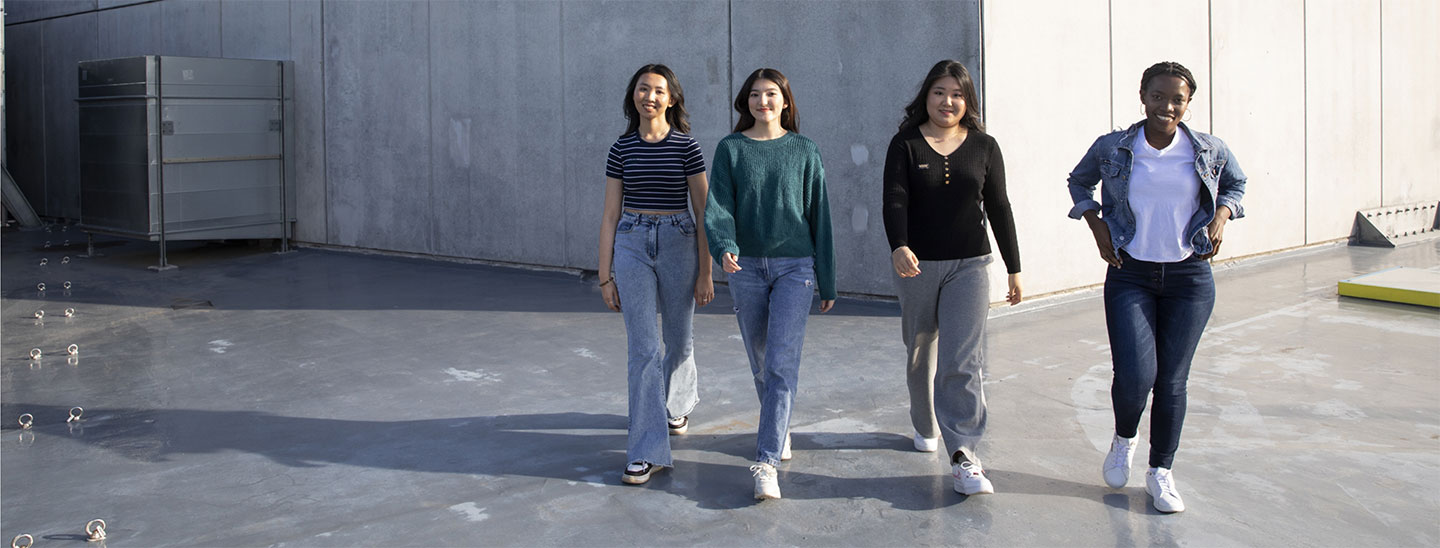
605,130,707,211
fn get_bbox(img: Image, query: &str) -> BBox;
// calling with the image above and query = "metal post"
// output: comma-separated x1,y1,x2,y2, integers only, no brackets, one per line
277,60,291,253
149,56,176,271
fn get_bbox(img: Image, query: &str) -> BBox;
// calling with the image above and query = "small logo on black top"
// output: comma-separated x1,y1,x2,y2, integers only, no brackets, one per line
918,163,930,169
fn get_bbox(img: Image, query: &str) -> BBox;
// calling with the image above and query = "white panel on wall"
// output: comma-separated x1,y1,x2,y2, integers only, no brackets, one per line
1110,0,1211,134
1381,0,1440,205
1210,0,1306,258
985,0,1112,296
1306,0,1382,242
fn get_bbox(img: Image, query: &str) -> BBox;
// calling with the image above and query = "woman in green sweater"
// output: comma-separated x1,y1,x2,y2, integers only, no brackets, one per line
705,68,835,501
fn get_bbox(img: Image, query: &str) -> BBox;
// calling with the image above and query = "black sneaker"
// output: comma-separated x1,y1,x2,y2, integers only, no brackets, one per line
667,416,689,435
622,461,654,485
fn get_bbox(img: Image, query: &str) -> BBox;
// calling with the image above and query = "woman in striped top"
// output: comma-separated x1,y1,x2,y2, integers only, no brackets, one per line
598,64,714,486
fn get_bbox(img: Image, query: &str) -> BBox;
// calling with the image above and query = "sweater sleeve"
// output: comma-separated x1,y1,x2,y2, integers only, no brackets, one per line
983,137,1022,274
881,134,910,251
705,140,740,260
807,147,837,300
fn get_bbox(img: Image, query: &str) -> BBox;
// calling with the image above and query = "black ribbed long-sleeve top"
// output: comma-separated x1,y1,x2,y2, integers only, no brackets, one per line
882,126,1021,274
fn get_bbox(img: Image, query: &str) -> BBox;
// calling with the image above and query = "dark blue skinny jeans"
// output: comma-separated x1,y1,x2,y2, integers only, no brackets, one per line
1104,251,1215,469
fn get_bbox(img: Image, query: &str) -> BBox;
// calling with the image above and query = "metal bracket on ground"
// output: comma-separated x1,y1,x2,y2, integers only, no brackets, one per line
1349,201,1440,247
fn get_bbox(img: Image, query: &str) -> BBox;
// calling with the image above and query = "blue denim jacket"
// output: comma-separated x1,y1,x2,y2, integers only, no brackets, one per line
1067,121,1246,257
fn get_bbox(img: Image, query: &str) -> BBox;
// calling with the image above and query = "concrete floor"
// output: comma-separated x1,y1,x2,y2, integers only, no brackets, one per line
2,228,1438,547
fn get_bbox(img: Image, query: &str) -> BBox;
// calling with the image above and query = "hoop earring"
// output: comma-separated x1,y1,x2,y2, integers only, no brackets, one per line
1182,110,1192,122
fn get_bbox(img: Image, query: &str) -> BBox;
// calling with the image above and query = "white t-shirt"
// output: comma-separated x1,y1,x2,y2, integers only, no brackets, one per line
1123,126,1201,262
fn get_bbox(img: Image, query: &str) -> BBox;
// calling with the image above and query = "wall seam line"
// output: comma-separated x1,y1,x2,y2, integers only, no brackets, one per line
1302,0,1308,242
559,1,568,266
322,0,330,244
978,0,986,123
427,0,435,252
727,0,734,132
41,13,49,212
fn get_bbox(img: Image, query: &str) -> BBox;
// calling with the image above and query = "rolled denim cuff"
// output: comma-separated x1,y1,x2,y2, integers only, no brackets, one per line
1068,200,1101,219
1218,197,1245,220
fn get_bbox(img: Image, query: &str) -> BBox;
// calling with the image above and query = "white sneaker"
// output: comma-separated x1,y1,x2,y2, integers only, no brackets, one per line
1103,434,1139,488
751,463,781,500
952,460,995,495
913,430,939,453
780,432,793,461
621,461,654,485
1145,467,1185,513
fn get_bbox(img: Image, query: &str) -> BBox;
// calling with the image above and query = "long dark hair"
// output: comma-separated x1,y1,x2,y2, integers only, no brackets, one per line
1140,61,1198,99
622,64,690,137
732,68,798,133
899,60,984,132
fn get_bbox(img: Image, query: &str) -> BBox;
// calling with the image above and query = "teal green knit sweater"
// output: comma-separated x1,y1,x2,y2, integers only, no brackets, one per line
705,132,836,300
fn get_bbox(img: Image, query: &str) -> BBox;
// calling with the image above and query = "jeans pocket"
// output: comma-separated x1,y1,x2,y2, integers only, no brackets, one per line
677,217,697,237
616,219,636,234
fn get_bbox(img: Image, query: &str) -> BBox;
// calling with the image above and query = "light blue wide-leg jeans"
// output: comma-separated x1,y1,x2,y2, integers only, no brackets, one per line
728,256,815,466
613,211,701,467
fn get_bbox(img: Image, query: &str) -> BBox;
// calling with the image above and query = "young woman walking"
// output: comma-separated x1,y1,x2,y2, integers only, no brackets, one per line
706,68,835,500
598,64,714,486
1067,61,1247,513
882,60,1022,496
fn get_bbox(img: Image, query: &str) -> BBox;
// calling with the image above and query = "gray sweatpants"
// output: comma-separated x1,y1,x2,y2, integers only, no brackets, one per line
894,254,992,465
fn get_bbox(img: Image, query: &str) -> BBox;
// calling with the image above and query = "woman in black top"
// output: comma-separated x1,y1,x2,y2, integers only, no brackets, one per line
881,60,1022,496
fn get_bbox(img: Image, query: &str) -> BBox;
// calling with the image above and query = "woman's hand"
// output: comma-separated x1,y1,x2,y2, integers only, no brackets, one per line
695,276,714,307
818,299,835,313
1083,212,1122,268
891,246,921,278
1199,206,1232,259
1006,273,1023,305
721,252,742,273
601,278,621,312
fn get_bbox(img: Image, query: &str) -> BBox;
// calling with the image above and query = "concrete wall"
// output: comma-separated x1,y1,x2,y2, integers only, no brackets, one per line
6,0,1437,300
984,0,1439,300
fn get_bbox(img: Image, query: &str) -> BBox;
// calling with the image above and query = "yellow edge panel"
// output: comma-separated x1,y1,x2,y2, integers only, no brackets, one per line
1338,281,1440,308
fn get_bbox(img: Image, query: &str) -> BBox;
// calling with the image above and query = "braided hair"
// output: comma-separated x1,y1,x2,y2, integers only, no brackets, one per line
1140,61,1198,98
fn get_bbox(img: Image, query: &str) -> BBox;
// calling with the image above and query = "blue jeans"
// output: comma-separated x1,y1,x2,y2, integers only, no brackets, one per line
728,256,815,466
613,211,701,467
1104,251,1215,469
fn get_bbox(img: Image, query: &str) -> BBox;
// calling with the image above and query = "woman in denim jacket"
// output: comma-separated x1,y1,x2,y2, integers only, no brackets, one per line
1066,61,1246,514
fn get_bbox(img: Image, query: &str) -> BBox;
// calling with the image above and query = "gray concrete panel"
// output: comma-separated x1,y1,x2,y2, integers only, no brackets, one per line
97,0,220,59
219,0,290,60
1381,0,1440,205
290,0,327,244
730,0,982,296
3,0,95,24
560,0,730,270
98,0,151,8
40,12,98,219
4,23,48,212
1109,0,1210,133
429,0,565,264
323,0,432,253
96,1,161,58
1306,0,1383,242
1210,0,1306,258
160,0,221,57
982,0,1112,299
